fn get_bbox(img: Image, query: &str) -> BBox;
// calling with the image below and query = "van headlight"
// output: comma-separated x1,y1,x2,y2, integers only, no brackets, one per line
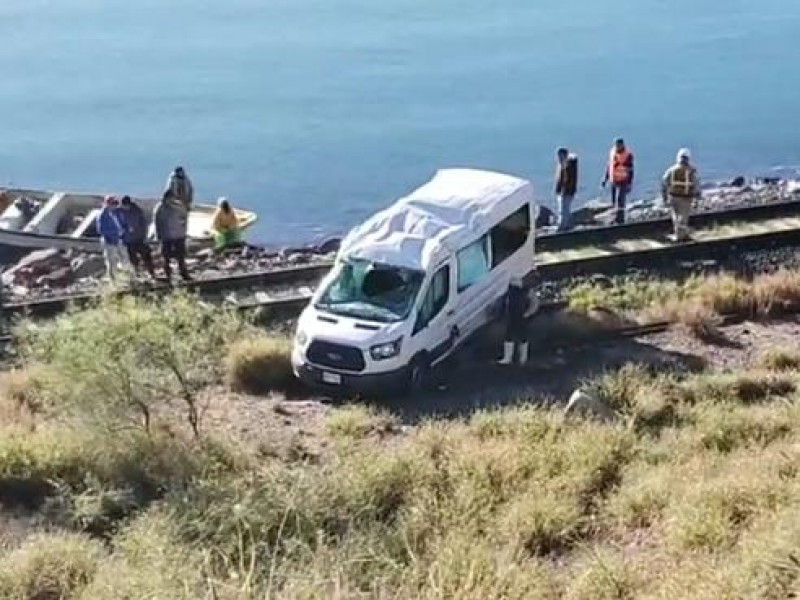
370,338,402,361
295,329,308,346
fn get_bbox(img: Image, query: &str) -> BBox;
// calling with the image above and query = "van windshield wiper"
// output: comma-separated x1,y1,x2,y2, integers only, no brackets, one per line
315,301,399,323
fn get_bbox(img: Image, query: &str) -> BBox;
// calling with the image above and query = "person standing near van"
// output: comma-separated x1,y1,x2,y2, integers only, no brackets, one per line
154,190,192,283
554,147,579,232
498,277,530,366
602,137,634,224
661,148,701,242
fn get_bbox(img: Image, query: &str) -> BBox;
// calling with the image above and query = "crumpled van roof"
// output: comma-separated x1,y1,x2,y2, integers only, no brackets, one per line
339,168,534,271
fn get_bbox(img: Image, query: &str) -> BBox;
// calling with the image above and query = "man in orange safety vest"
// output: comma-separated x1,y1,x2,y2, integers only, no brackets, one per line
601,137,634,224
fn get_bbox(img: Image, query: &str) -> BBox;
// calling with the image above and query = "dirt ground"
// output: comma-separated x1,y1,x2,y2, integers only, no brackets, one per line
190,316,800,455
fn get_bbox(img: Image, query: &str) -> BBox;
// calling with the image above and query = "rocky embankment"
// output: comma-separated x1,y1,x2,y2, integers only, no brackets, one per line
2,178,799,305
537,176,800,230
1,243,338,305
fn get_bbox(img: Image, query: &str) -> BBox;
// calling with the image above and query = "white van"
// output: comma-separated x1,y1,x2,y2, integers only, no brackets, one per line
292,168,537,394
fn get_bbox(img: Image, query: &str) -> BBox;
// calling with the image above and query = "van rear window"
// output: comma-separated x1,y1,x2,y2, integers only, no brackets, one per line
457,236,489,292
491,205,530,267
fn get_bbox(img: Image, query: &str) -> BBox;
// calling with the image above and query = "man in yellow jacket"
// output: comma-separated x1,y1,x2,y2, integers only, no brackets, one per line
211,197,243,251
661,148,702,242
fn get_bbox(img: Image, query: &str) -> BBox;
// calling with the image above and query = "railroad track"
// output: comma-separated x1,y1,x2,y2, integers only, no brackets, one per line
535,194,800,252
4,198,800,320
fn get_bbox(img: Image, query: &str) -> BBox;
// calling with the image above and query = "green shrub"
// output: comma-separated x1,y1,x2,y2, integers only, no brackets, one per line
564,547,640,600
0,425,201,533
16,294,245,437
679,372,795,405
689,403,797,453
0,532,105,600
224,335,294,394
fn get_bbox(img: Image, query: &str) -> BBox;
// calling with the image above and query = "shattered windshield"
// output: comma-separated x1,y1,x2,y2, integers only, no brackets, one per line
315,259,424,323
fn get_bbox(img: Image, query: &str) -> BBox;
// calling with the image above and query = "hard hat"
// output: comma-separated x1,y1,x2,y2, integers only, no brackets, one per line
677,148,691,161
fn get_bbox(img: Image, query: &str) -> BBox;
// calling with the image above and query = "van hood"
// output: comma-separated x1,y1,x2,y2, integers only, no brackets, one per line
297,307,407,347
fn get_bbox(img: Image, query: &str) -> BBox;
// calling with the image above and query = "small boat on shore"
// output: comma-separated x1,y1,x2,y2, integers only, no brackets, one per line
0,187,258,260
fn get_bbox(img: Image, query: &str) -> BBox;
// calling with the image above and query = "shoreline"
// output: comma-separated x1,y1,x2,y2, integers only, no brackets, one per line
241,174,800,250
1,176,798,305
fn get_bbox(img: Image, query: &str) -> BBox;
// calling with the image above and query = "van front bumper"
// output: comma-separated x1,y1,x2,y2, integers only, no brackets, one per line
292,355,408,396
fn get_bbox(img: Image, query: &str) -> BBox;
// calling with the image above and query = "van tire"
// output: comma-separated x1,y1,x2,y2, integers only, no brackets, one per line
407,355,430,394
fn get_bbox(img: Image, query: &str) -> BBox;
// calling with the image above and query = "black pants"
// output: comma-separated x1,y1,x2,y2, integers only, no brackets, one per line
126,241,156,277
611,184,629,224
161,239,191,281
505,315,529,343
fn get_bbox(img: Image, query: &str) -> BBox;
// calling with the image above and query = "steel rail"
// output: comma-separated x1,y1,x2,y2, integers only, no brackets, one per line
536,194,800,252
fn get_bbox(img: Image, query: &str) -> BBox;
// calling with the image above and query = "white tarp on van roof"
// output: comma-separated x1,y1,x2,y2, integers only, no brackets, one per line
339,168,534,271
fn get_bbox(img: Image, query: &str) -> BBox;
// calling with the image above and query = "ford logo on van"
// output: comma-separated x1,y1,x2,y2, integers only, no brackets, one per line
327,352,343,361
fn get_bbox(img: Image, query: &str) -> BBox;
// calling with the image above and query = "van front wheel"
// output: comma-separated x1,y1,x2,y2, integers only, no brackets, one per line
407,356,430,394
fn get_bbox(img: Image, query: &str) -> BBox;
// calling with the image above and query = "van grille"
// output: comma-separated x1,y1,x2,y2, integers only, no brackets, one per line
307,340,366,372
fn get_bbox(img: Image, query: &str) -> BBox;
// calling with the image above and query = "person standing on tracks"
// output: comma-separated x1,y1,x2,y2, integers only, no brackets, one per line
96,195,129,283
662,148,702,243
602,137,634,224
154,190,192,283
555,147,579,232
164,166,194,209
498,276,530,366
118,195,157,280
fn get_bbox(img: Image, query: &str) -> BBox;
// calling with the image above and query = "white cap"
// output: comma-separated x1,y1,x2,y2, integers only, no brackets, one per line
677,148,691,162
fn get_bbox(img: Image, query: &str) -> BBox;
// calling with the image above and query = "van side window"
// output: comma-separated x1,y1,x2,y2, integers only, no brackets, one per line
491,205,531,268
456,236,489,292
413,265,450,335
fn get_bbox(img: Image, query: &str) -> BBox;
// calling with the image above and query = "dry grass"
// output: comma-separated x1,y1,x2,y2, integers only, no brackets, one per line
4,291,800,598
567,269,800,341
757,347,800,371
0,363,798,598
0,532,105,600
224,335,294,395
0,367,44,428
325,405,401,440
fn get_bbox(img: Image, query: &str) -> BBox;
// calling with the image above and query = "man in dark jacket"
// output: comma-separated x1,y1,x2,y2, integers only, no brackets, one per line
555,147,579,232
153,190,192,282
164,166,194,209
498,277,531,365
118,196,156,280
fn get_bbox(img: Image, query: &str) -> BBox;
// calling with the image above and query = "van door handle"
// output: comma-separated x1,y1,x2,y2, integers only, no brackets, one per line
445,309,455,317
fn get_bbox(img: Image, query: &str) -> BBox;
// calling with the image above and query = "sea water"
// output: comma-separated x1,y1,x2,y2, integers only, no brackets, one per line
1,0,799,245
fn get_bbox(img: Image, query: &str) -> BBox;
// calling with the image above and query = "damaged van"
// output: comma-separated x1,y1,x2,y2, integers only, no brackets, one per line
292,168,537,394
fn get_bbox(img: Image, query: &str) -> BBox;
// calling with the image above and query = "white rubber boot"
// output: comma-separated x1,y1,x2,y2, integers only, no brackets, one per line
518,342,529,365
497,342,514,365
